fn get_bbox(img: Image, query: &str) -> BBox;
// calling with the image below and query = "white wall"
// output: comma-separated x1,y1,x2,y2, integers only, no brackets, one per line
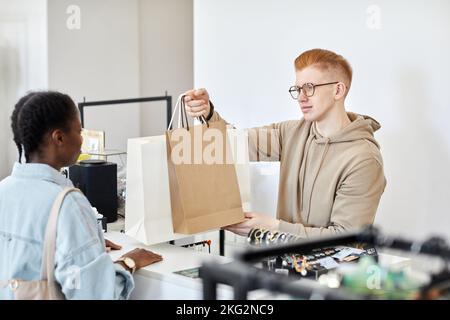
47,0,194,151
139,0,193,136
1,0,194,170
47,0,141,152
0,0,48,178
194,0,450,241
136,0,197,250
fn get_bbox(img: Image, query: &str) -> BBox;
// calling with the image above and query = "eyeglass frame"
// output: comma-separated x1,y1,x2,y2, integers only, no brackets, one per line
288,81,339,99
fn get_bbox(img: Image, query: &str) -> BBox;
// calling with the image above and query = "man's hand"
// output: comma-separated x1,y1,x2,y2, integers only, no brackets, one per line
224,212,280,237
183,88,211,118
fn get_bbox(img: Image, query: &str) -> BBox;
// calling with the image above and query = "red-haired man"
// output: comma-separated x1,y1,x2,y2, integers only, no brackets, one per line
184,48,386,239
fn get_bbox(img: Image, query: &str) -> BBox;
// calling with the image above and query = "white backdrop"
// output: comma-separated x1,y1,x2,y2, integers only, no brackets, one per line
47,0,141,153
47,0,194,152
194,0,450,241
0,0,48,178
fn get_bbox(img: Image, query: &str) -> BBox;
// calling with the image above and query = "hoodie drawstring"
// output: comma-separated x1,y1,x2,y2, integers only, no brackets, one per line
305,138,330,223
295,113,381,225
298,131,314,221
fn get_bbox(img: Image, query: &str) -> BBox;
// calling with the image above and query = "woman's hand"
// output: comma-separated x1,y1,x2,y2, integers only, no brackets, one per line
121,248,163,270
224,212,280,237
105,239,122,252
183,88,211,118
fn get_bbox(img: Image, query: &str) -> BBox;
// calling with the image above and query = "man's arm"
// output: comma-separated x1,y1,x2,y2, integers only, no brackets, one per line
208,101,284,162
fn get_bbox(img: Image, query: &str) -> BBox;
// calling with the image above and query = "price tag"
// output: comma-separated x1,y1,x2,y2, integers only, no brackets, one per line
332,247,364,261
317,257,339,270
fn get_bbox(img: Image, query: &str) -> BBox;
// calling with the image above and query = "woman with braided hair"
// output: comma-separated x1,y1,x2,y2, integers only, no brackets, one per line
0,91,161,299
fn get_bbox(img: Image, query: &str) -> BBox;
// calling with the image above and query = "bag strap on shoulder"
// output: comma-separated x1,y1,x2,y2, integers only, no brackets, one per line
40,187,82,283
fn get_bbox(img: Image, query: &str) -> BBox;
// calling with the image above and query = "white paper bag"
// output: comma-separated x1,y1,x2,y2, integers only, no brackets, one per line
125,135,187,245
227,128,252,212
126,95,252,243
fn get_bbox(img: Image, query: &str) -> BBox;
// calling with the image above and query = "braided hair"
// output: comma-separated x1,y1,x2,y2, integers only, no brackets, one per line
10,91,78,163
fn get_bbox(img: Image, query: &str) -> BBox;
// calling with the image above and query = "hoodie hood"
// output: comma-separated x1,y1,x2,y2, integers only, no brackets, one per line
311,112,381,148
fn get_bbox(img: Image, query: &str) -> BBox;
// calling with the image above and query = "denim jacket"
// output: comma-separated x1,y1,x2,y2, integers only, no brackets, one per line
0,162,134,299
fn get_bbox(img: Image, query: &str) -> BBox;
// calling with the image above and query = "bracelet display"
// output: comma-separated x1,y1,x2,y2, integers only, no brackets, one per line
247,228,300,246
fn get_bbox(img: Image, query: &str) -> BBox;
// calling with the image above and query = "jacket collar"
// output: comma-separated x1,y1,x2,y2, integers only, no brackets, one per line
11,162,73,187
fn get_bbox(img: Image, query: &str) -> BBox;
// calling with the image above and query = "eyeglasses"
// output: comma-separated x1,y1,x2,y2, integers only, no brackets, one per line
288,82,338,99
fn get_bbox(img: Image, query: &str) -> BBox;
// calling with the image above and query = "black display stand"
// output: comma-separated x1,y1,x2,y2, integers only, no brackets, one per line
78,95,172,128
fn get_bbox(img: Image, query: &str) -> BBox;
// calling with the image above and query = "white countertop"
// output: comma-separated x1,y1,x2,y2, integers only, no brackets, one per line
105,231,228,288
105,231,263,299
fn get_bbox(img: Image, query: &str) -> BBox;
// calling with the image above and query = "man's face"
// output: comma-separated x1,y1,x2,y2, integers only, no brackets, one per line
295,66,338,122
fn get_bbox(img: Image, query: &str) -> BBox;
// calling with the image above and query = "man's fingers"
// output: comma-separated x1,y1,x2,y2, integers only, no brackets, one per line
189,105,207,112
244,212,255,218
187,100,206,108
195,88,207,96
224,225,236,232
236,220,253,228
184,89,206,100
183,89,196,97
225,218,250,228
188,110,208,117
225,220,253,236
226,227,248,236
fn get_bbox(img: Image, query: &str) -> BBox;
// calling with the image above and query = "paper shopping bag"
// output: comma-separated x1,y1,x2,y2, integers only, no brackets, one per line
166,119,245,234
227,128,252,212
125,135,187,245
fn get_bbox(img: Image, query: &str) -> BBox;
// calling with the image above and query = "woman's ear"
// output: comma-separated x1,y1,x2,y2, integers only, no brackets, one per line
50,129,65,146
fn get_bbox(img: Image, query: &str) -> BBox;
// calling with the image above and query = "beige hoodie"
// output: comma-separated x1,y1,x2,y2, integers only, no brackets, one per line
209,109,386,238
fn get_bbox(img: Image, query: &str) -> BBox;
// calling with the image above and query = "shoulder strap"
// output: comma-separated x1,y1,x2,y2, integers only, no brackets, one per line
40,187,82,283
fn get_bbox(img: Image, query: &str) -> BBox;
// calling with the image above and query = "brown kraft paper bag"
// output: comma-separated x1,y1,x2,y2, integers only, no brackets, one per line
166,108,245,234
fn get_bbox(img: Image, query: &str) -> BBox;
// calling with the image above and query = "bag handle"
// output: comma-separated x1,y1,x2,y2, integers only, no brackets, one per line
167,94,184,130
180,94,190,131
40,187,82,294
167,94,209,131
